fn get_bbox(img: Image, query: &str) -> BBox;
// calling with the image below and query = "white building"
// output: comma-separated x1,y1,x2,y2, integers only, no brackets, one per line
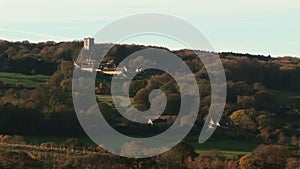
83,37,94,50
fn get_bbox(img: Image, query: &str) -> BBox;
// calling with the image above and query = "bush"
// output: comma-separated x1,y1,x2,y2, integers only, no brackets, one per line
40,142,57,149
239,145,290,169
61,138,84,150
0,135,25,144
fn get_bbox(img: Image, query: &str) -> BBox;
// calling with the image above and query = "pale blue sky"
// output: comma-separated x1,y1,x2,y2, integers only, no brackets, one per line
0,0,299,57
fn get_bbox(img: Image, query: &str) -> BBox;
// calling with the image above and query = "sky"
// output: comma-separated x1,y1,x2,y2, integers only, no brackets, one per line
0,0,299,57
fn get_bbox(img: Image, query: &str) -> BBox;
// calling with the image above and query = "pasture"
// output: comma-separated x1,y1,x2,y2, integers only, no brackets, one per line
190,139,257,157
0,72,49,89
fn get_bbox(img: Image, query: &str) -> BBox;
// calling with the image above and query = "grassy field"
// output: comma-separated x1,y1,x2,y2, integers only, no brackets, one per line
96,94,132,107
191,139,257,157
96,95,114,107
0,72,49,89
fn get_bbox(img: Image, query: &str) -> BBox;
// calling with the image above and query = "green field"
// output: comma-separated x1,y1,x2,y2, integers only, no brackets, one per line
0,72,49,89
191,139,257,157
96,95,114,106
96,94,132,107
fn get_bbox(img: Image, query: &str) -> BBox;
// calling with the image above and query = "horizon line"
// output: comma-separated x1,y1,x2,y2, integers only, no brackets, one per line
0,38,299,58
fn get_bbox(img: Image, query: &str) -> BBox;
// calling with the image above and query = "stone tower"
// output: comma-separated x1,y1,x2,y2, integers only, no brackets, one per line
83,37,94,50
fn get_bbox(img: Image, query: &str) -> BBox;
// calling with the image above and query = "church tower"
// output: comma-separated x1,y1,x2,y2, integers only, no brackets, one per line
83,37,94,50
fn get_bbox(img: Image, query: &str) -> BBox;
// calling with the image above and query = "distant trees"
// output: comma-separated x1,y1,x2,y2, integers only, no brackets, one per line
239,145,290,169
1,40,300,91
48,61,73,112
223,55,300,92
226,81,254,104
187,150,226,169
0,40,83,75
236,95,255,109
0,60,83,136
0,135,25,144
0,41,300,166
0,102,43,134
254,91,278,111
228,108,285,142
61,154,132,169
230,109,258,140
128,79,147,97
256,111,274,130
156,142,197,169
133,88,151,111
0,55,58,75
26,84,49,110
131,73,181,114
0,152,42,169
61,138,84,150
285,158,299,169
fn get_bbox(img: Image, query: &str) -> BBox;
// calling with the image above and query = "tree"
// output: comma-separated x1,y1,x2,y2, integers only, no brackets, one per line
256,111,273,130
60,49,72,61
26,84,49,111
47,61,74,111
291,135,299,147
159,80,179,94
164,93,181,115
61,138,84,150
254,91,278,111
120,141,148,157
0,152,42,169
146,73,172,90
237,95,255,108
230,109,258,140
285,158,299,169
5,46,16,56
277,132,286,145
239,154,263,169
258,127,273,144
253,82,266,91
226,81,253,103
240,145,290,169
156,142,197,169
190,150,226,169
128,79,147,97
133,88,151,111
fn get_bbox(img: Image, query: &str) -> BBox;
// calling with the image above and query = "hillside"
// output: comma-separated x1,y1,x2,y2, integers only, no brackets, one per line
0,40,299,168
